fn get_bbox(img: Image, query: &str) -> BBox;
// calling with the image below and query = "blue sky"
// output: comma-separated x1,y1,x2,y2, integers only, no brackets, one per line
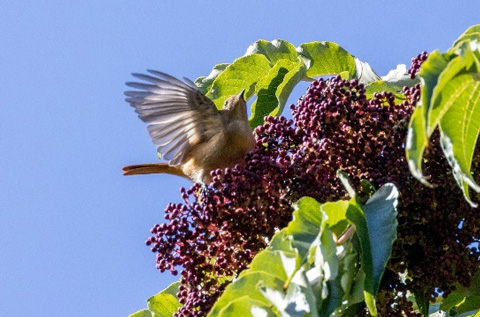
0,1,478,315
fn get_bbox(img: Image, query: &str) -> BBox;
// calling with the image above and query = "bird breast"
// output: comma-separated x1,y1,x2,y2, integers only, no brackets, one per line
181,119,255,183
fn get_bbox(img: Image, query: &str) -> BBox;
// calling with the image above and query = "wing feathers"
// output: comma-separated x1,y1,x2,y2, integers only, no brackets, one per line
125,70,223,166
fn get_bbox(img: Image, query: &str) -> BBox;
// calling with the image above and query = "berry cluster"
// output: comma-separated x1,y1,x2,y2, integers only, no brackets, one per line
147,58,479,316
408,51,428,79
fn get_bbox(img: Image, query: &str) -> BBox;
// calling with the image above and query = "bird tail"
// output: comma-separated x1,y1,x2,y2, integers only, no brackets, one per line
122,163,188,179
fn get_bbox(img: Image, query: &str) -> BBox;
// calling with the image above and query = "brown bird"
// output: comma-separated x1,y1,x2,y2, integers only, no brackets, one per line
122,70,255,184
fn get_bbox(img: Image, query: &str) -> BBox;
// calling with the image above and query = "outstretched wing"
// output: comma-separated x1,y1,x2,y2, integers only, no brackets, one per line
125,70,223,166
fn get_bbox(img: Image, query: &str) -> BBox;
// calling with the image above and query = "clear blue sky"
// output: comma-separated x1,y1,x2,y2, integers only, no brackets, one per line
0,1,477,315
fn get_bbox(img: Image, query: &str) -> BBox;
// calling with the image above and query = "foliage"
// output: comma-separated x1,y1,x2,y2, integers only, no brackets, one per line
195,39,382,128
130,282,181,317
209,182,398,317
131,25,480,317
406,25,480,206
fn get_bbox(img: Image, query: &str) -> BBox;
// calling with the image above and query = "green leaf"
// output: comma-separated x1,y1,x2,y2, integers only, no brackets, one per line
269,58,307,118
438,72,480,206
441,268,480,313
209,272,286,316
428,54,476,134
414,289,430,317
147,282,182,317
129,309,154,317
245,39,299,65
406,106,430,186
360,180,376,198
259,275,318,317
365,64,419,101
198,39,378,128
201,39,310,128
206,54,272,108
241,249,294,281
405,25,480,204
245,39,307,127
456,297,480,315
249,58,306,127
313,225,343,316
285,197,324,259
421,51,451,128
130,282,181,317
321,201,350,237
406,50,449,185
337,170,356,198
297,42,356,78
346,184,399,316
216,296,276,317
453,24,480,48
362,184,399,294
209,196,361,317
345,203,376,315
195,63,230,95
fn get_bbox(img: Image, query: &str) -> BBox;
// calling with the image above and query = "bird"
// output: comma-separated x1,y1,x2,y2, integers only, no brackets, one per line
122,70,256,184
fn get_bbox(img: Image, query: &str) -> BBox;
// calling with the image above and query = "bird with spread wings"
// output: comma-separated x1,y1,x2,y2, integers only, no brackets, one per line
122,70,255,184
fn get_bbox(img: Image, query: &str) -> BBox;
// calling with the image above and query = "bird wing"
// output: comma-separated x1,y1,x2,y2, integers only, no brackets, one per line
125,70,224,166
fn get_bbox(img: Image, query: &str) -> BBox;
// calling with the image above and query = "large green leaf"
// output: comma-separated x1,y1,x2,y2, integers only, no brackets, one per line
453,24,480,48
285,197,325,259
197,39,380,129
440,268,480,314
216,296,276,317
297,42,356,78
245,39,299,65
439,72,480,206
248,58,306,127
428,54,476,134
147,282,181,316
259,271,319,317
129,282,181,317
320,201,350,237
362,184,399,295
208,196,363,317
209,271,286,316
206,54,272,108
406,25,480,205
268,58,307,118
198,39,307,128
195,63,230,95
406,50,449,185
313,225,343,316
346,184,399,316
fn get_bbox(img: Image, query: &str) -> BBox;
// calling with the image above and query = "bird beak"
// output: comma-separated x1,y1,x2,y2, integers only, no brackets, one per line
238,89,245,100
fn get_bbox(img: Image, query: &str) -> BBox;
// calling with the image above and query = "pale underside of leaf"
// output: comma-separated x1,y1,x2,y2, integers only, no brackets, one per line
354,58,381,85
245,39,299,65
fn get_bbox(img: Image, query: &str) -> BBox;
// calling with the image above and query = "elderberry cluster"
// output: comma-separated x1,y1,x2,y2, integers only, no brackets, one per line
147,57,479,316
408,51,428,79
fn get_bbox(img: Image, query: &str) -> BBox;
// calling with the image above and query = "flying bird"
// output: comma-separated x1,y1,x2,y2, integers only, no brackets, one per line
122,70,255,184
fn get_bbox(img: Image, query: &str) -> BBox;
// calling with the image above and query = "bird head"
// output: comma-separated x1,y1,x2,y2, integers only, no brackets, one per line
222,89,248,120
